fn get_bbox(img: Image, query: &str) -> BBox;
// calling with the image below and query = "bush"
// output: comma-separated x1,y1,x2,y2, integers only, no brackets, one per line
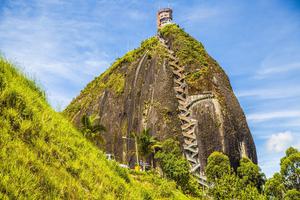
205,151,231,182
280,147,300,190
237,157,265,192
155,139,202,197
155,139,189,183
206,152,265,199
264,173,285,199
284,189,300,200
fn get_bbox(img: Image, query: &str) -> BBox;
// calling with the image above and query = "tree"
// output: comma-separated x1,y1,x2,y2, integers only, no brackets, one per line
280,147,300,190
284,189,300,200
205,152,238,199
205,151,231,182
285,147,298,157
236,184,265,200
264,172,285,200
138,129,160,169
263,147,300,199
205,152,265,199
81,114,106,148
208,173,238,199
154,139,201,196
237,157,265,192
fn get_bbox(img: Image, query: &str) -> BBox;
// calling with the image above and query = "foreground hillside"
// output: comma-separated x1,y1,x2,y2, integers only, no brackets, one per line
0,57,192,199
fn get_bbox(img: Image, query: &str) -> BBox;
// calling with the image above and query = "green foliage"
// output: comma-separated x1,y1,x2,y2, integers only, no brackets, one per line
64,37,159,119
0,57,193,199
108,160,130,183
280,147,300,190
158,24,232,94
206,151,231,182
237,157,265,192
205,148,299,199
138,129,160,165
264,173,285,200
208,173,238,199
106,72,125,95
155,139,202,197
264,147,300,200
286,147,299,157
129,170,192,200
206,152,265,200
236,184,265,200
0,75,7,91
81,114,106,148
159,24,208,67
186,66,209,83
284,189,300,200
155,139,190,184
138,129,156,158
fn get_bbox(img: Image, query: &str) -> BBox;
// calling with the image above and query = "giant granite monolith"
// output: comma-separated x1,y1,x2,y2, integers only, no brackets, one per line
64,24,257,176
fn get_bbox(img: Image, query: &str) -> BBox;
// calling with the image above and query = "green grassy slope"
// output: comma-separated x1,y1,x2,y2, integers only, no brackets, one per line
0,57,192,199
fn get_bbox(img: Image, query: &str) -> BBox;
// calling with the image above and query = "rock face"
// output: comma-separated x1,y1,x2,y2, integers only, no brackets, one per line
64,24,257,171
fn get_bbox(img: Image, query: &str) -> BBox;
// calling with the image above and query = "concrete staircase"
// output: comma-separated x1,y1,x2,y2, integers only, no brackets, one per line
157,35,210,187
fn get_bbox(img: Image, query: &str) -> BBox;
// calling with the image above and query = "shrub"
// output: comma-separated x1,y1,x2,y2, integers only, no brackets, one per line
205,151,231,182
284,189,300,200
206,152,265,199
280,147,300,190
237,157,265,192
155,139,202,197
264,172,285,199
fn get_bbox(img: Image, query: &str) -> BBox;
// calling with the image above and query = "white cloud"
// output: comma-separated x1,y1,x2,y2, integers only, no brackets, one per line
266,131,293,152
247,110,300,122
266,131,300,154
259,132,300,177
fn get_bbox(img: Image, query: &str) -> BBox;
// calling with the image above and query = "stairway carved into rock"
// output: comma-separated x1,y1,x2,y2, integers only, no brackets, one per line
157,35,212,187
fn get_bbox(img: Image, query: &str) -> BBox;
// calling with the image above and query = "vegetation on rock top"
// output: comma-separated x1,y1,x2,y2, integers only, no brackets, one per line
65,24,231,120
159,24,231,95
64,37,159,119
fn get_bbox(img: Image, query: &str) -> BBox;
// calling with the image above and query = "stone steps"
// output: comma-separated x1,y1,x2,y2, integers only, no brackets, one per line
181,123,195,131
157,35,208,187
176,94,186,102
172,69,183,77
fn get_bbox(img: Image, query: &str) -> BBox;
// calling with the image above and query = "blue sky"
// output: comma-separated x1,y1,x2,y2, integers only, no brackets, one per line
0,0,299,177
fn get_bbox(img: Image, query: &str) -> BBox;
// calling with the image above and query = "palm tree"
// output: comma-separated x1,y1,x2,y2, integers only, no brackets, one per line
138,129,161,170
81,114,106,148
